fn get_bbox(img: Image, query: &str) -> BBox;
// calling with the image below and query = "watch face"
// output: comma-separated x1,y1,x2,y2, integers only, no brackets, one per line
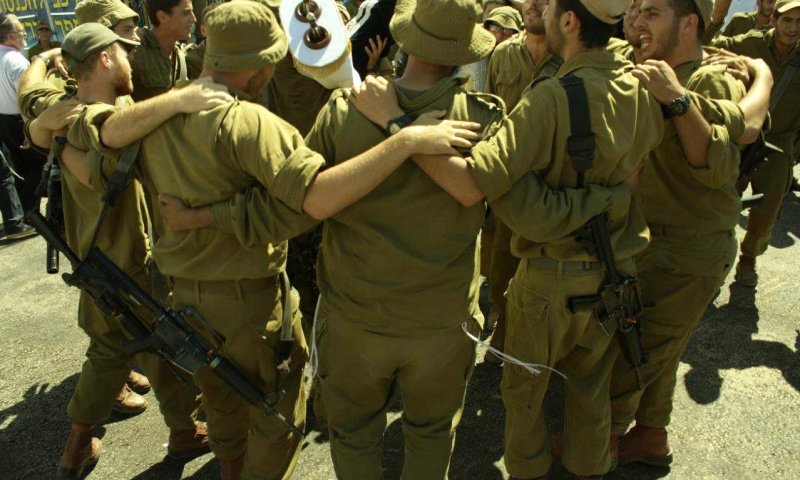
670,96,690,117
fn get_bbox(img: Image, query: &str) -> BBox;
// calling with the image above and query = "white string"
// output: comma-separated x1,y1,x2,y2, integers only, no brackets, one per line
462,322,568,380
308,294,323,379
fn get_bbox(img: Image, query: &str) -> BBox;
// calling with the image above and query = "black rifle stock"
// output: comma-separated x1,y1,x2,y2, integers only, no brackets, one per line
568,214,649,389
25,211,303,438
740,133,782,179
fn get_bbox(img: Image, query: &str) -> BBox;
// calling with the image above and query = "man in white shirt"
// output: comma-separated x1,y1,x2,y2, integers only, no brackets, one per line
0,13,44,240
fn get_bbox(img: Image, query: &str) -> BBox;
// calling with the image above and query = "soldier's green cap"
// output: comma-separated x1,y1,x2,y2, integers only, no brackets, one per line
579,0,627,24
74,0,139,28
691,0,713,29
776,0,800,14
391,0,496,67
203,0,287,72
484,6,523,33
35,20,52,31
62,22,140,74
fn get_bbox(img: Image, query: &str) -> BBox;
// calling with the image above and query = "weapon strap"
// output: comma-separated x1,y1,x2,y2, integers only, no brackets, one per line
88,141,141,251
541,56,563,79
559,75,595,188
176,47,189,83
769,49,800,112
278,271,293,343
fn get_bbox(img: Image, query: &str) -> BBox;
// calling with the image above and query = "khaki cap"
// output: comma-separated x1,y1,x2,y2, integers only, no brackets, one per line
35,20,52,31
62,22,140,74
203,0,287,72
692,0,713,29
74,0,139,28
776,0,800,14
484,6,523,32
391,0,496,67
579,0,627,24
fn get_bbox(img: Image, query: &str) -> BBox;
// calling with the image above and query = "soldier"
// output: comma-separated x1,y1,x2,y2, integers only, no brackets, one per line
609,0,774,467
131,0,197,101
17,0,156,417
27,23,230,479
713,0,800,287
65,2,479,478
724,0,777,36
26,21,61,60
482,0,562,363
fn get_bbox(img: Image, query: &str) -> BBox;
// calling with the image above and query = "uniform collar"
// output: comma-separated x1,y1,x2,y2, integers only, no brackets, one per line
392,73,463,112
557,50,628,78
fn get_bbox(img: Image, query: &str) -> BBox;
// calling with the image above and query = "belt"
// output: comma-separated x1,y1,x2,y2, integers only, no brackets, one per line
649,224,730,238
524,256,603,272
171,276,277,295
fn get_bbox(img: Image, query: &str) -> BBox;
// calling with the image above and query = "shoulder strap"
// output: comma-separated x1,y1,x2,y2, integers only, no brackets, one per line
558,75,595,188
540,56,563,79
176,47,189,82
769,48,800,112
88,141,142,250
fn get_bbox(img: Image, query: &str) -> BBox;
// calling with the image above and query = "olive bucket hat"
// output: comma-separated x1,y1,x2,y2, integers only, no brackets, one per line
203,0,288,72
74,0,139,28
390,0,496,67
579,0,628,24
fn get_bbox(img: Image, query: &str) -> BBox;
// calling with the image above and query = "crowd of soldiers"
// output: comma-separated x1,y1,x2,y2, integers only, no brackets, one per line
1,0,798,478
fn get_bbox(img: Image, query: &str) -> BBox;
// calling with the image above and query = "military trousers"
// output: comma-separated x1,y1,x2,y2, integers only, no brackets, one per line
740,147,795,257
171,276,307,480
610,231,736,434
489,219,520,320
316,302,478,480
67,270,200,429
502,257,634,478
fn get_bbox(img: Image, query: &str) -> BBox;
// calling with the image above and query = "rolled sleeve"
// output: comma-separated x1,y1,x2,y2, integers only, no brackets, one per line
688,125,739,189
467,143,514,202
270,147,326,213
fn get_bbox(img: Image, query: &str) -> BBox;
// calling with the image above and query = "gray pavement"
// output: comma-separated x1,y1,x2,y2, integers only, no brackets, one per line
1,184,798,480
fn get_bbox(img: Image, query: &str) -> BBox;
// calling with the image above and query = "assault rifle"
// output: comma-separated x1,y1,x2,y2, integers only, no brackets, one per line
34,138,67,273
26,211,304,438
740,132,782,179
568,214,649,390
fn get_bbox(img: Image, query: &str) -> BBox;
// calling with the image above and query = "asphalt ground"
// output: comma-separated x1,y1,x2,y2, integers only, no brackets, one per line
1,176,798,479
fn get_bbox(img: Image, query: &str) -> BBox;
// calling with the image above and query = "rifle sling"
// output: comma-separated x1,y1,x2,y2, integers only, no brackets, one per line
88,141,141,251
559,75,595,188
769,49,800,112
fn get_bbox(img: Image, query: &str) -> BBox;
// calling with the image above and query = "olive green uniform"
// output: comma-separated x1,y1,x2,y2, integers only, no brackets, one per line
609,61,747,435
18,82,200,430
713,30,800,258
724,12,767,37
75,88,323,479
483,32,562,329
130,28,192,102
467,51,666,478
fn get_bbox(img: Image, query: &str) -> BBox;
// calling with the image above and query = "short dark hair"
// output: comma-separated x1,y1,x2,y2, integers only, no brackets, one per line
554,0,617,49
667,0,705,40
146,0,184,26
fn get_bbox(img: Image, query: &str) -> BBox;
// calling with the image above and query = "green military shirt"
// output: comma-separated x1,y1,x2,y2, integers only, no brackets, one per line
485,32,562,111
637,61,746,237
607,37,636,63
76,86,325,281
713,29,800,154
185,40,206,80
27,40,61,60
130,28,192,101
307,76,505,333
723,12,764,37
469,51,665,262
265,54,334,136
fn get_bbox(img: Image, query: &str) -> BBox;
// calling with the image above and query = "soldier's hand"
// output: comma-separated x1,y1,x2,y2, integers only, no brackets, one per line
350,75,404,129
36,99,84,132
176,79,234,114
365,35,388,73
404,111,482,156
702,49,750,83
632,60,684,105
159,194,195,231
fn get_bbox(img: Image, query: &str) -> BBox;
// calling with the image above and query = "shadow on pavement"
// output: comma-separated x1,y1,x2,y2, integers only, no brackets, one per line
682,283,800,406
131,455,217,480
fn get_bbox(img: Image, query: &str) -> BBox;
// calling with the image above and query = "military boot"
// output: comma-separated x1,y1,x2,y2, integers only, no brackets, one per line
126,370,151,394
734,255,758,287
57,421,102,479
485,314,506,364
219,452,245,480
167,421,211,461
112,384,148,415
617,424,673,467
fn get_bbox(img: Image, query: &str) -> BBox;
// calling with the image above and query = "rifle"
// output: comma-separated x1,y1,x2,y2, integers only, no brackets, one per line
26,211,304,438
739,132,782,179
568,214,649,389
34,138,66,273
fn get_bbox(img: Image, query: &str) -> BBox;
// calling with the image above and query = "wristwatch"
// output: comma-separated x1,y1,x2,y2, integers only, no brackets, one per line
663,93,691,118
31,54,51,67
386,113,413,135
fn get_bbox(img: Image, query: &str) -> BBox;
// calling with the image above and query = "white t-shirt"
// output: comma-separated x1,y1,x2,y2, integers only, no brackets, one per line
0,45,29,115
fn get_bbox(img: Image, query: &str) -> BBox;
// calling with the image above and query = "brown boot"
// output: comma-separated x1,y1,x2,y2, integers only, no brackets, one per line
485,314,506,364
112,384,147,415
127,370,151,395
734,255,758,287
219,452,245,480
167,421,211,461
617,424,673,467
57,421,102,479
